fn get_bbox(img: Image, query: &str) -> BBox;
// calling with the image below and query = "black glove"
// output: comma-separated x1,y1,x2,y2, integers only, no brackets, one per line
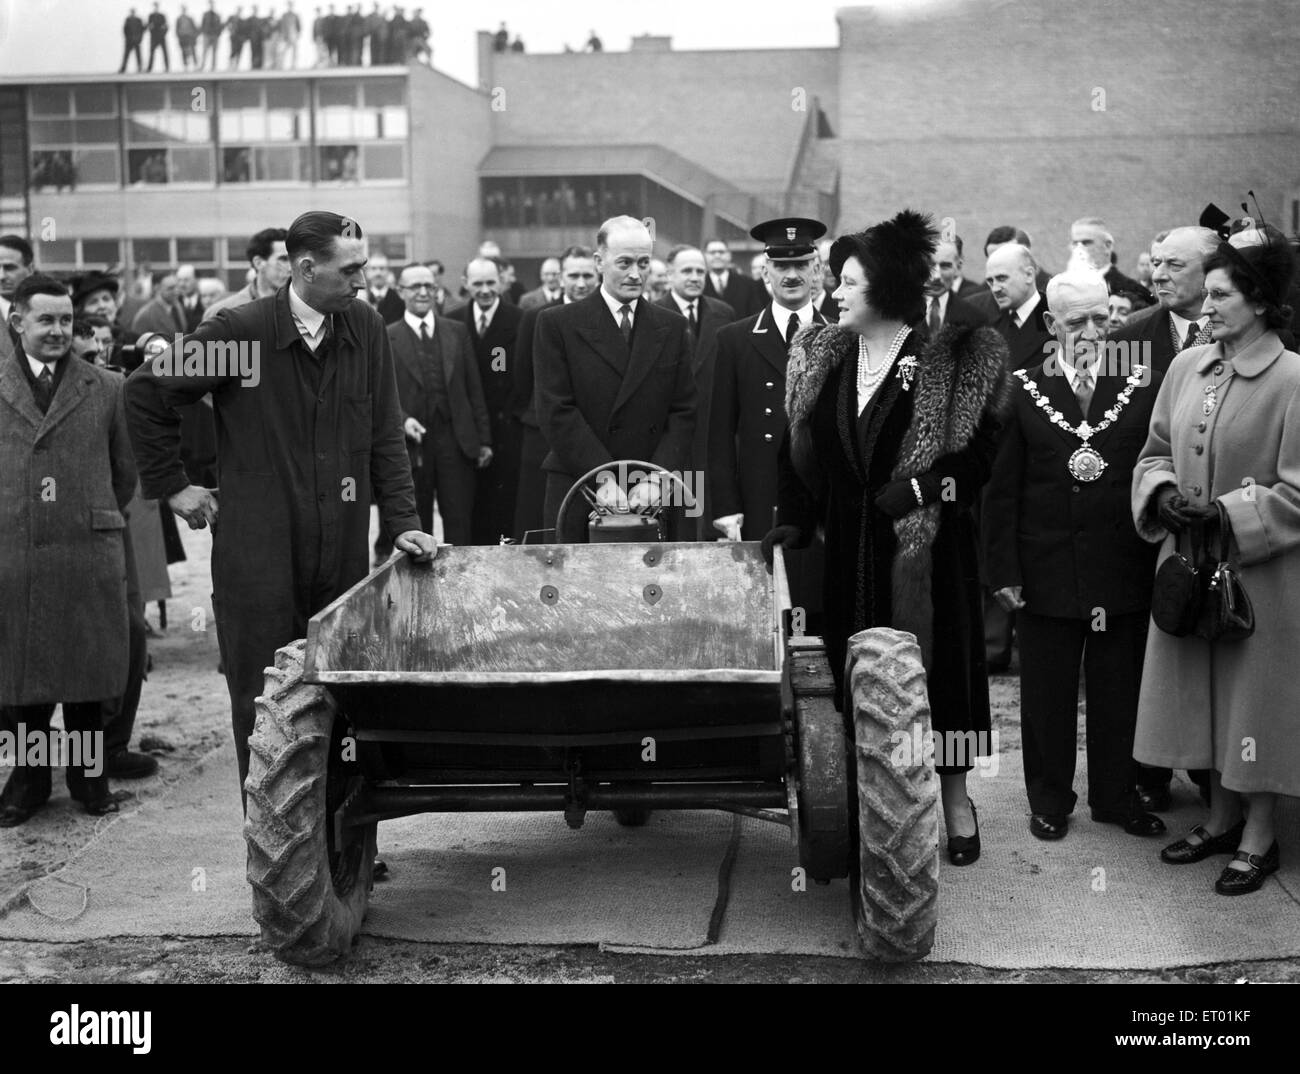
760,525,806,569
1155,487,1195,534
874,478,920,519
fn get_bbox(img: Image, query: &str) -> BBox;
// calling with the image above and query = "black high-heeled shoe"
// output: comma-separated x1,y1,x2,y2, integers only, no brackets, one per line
946,799,980,866
1160,819,1245,864
1215,842,1279,896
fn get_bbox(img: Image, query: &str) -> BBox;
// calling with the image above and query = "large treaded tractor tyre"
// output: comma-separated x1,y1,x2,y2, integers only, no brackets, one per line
244,640,377,967
846,628,939,961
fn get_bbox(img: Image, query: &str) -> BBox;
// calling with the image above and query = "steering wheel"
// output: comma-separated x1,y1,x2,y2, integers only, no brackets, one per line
553,459,696,543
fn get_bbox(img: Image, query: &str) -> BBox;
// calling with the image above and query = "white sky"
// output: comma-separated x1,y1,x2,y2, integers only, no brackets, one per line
0,0,941,85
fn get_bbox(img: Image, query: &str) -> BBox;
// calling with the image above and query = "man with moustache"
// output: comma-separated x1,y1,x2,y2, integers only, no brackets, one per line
983,265,1165,842
449,257,523,544
535,217,696,541
709,219,829,621
1,275,137,824
510,245,598,541
390,263,491,545
920,237,988,340
126,211,436,798
655,244,734,537
1110,226,1219,377
520,257,563,311
703,239,763,321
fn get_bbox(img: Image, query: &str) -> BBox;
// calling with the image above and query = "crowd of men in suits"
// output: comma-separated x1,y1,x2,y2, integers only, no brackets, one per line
117,1,430,72
1,205,1288,835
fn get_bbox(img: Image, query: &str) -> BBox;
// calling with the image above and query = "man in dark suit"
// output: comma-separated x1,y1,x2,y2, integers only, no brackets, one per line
1109,226,1218,378
535,216,696,541
983,266,1165,843
362,252,405,324
1070,216,1149,299
703,239,763,321
451,256,523,544
985,225,1053,293
710,219,828,621
145,3,170,71
519,257,563,311
510,245,598,542
131,273,187,338
986,243,1052,370
949,235,987,301
126,211,436,798
175,265,204,331
655,244,734,538
1,276,137,825
919,238,989,341
120,8,147,71
390,263,491,545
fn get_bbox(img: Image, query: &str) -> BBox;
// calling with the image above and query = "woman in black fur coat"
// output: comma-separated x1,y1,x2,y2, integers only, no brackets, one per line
765,210,1011,866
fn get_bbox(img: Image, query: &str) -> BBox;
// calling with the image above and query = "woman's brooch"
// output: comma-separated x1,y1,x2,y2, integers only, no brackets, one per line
897,355,917,392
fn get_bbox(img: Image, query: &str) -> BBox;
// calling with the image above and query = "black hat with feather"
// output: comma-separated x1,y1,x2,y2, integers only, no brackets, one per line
828,209,938,325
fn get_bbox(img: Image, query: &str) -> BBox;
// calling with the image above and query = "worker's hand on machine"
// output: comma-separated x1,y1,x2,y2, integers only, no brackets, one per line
713,513,744,542
626,472,663,512
760,524,807,570
595,473,630,511
395,530,439,563
403,416,426,444
993,585,1025,612
168,484,219,531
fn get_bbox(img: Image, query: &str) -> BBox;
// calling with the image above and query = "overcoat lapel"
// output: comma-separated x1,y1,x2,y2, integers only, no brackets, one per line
752,307,791,377
37,360,92,438
0,353,44,430
612,308,670,415
576,296,629,378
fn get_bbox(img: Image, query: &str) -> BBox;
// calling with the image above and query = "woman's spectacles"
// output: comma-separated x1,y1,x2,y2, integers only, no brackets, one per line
1203,288,1240,303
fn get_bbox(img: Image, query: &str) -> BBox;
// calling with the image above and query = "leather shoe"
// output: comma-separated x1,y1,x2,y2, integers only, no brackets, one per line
1161,820,1245,864
1215,842,1280,896
1091,808,1166,837
1029,813,1068,840
1136,785,1172,812
946,799,980,866
106,750,159,779
0,803,39,827
78,793,120,817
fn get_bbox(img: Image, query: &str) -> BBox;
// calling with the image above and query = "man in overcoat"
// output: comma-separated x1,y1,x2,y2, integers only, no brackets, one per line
1,275,137,825
534,216,696,541
983,266,1165,841
126,211,436,797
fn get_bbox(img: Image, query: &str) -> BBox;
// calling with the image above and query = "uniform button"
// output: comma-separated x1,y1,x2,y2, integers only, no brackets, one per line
1072,485,1081,493
1193,444,1203,455
317,452,326,460
765,381,774,390
1191,485,1202,496
764,407,772,416
1197,421,1207,432
764,433,773,442
318,493,327,502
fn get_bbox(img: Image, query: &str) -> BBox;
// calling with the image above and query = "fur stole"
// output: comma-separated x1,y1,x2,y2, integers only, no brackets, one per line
786,321,1012,665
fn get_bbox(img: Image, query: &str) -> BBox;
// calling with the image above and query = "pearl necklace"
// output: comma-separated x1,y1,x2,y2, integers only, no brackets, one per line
856,327,911,407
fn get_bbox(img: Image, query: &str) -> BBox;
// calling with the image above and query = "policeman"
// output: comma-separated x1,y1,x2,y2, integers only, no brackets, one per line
709,218,829,626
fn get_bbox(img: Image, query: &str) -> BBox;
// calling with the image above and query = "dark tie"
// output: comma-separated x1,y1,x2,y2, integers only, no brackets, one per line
785,311,799,347
317,314,334,355
478,311,488,337
687,301,698,338
1074,365,1094,418
1182,321,1211,351
33,364,54,414
420,321,430,342
928,297,942,337
618,304,632,344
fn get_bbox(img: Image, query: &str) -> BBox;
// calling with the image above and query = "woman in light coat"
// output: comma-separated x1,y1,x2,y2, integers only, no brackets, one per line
1131,230,1300,895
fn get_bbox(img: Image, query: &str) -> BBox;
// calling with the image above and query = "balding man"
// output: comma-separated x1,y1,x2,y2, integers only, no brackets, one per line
983,266,1165,843
986,243,1052,371
535,216,696,540
1109,226,1219,377
519,257,563,310
1069,216,1148,299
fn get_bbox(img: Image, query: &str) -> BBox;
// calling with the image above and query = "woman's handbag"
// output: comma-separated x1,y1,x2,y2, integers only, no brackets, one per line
1151,523,1204,637
1195,504,1255,643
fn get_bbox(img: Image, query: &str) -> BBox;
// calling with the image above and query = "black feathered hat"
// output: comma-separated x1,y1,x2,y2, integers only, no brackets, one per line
828,209,938,323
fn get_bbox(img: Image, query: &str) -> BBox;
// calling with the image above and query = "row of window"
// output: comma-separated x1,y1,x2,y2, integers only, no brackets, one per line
480,175,705,241
25,79,407,190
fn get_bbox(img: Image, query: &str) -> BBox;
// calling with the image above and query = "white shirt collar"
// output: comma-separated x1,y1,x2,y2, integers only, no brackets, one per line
544,288,562,302
0,296,10,321
600,286,637,324
671,291,699,316
26,353,59,379
711,270,728,290
288,282,327,348
404,310,434,336
371,286,389,301
473,297,500,330
1168,310,1207,339
1011,291,1041,327
949,278,965,296
770,299,814,329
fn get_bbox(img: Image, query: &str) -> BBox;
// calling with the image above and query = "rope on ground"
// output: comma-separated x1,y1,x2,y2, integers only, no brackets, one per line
706,813,744,944
22,875,90,923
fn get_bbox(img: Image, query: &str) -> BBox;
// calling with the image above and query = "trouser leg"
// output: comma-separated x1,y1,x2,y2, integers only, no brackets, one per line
1082,611,1147,815
1018,610,1085,816
103,595,149,756
0,704,56,809
61,700,110,803
427,420,476,547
